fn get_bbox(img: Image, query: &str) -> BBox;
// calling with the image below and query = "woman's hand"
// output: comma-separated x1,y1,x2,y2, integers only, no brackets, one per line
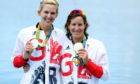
78,48,89,65
23,63,30,73
23,42,34,60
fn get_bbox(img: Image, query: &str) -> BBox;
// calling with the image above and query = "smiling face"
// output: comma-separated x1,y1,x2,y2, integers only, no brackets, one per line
38,4,58,28
68,16,85,41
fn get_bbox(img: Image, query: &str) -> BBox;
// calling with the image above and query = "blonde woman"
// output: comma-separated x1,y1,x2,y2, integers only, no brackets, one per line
12,0,73,84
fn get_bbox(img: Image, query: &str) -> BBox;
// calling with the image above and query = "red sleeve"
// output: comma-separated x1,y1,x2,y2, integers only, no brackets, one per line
85,59,103,78
13,55,28,68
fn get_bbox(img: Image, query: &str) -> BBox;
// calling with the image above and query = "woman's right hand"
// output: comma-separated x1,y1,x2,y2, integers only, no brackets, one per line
23,42,34,60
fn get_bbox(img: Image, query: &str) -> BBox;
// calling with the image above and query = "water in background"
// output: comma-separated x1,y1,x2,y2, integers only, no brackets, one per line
0,0,140,84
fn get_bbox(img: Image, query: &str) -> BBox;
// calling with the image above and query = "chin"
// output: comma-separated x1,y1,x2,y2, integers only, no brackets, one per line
73,35,81,39
45,23,52,27
45,21,52,24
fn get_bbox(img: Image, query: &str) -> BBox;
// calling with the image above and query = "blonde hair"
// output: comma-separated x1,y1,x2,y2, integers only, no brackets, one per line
38,0,59,13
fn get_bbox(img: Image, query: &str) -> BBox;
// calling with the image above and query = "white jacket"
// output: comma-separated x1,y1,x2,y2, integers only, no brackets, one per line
12,25,74,84
73,38,110,84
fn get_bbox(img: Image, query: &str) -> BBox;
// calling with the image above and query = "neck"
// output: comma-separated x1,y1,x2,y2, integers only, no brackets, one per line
73,35,84,44
40,22,52,36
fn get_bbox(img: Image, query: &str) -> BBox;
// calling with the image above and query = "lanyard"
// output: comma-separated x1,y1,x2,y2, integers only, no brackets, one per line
72,35,87,67
72,35,86,48
36,23,53,47
82,35,87,48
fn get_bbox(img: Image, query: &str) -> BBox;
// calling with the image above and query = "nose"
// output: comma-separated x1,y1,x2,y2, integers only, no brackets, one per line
75,25,79,30
47,13,52,18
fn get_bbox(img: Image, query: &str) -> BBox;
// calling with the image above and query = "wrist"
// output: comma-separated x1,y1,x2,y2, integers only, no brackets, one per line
23,52,30,61
84,59,89,66
23,56,29,61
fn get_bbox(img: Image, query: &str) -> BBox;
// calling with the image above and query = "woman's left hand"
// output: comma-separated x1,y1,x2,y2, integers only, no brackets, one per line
23,63,30,73
78,48,88,65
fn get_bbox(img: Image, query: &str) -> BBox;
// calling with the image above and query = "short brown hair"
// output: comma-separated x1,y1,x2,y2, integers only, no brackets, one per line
65,10,89,39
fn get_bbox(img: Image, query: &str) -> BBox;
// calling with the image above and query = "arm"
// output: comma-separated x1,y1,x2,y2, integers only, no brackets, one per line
12,32,26,68
78,43,109,80
95,43,110,80
13,42,33,68
85,59,103,78
78,48,103,78
12,31,33,68
60,34,74,84
13,55,28,68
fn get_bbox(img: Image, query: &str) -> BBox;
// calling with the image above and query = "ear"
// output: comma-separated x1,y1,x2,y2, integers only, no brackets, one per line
37,10,41,16
67,25,69,30
55,13,58,18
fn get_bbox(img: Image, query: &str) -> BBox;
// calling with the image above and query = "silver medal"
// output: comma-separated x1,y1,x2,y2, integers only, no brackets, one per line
73,42,83,53
31,39,39,49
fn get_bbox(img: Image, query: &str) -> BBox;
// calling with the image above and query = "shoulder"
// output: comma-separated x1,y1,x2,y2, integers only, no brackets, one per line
52,27,72,45
53,27,65,35
86,37,107,55
20,26,36,33
18,26,36,37
87,37,104,47
52,27,66,39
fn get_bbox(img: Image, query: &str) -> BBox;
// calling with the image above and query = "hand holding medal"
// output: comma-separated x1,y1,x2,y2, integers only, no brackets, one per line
31,39,39,49
73,43,83,53
25,23,53,61
23,42,34,60
73,42,85,67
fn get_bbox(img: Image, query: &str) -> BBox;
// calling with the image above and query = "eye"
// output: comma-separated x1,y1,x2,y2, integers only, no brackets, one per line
78,23,84,26
72,23,76,26
51,12,56,15
44,11,49,14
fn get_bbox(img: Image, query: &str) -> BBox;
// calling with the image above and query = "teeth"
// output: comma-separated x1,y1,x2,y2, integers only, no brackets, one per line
46,19,51,22
74,32,80,34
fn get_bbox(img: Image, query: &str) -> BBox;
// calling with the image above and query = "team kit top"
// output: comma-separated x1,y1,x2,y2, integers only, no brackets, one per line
12,23,109,84
72,38,110,84
12,23,74,84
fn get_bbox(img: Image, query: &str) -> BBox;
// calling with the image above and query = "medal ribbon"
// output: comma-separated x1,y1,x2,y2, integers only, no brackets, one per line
83,35,86,48
36,23,53,47
73,35,87,67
